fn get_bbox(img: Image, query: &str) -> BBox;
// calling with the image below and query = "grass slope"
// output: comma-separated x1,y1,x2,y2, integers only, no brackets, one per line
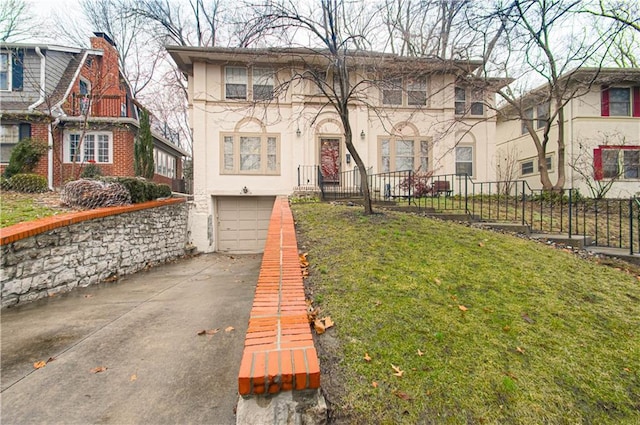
292,203,640,425
0,192,61,227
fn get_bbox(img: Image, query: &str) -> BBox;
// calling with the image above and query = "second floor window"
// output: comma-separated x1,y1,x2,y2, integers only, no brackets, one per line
225,67,247,99
455,87,484,116
0,52,10,91
225,66,274,101
602,86,640,117
382,77,427,106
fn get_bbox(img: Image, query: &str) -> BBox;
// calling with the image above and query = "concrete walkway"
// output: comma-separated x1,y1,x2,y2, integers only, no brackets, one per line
1,253,261,425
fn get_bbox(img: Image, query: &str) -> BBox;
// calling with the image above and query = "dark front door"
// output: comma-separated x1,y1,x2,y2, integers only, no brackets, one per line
320,138,340,183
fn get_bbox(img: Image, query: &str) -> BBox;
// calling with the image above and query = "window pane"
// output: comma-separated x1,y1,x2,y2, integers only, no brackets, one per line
253,67,274,101
381,140,390,172
267,137,277,171
0,124,18,162
383,78,402,105
456,146,473,176
240,136,261,171
226,67,247,99
602,149,620,178
395,140,414,171
623,150,639,179
522,108,534,134
407,77,426,106
224,136,234,170
537,102,549,129
521,161,534,175
545,156,553,171
420,141,429,171
98,135,109,163
470,102,484,115
455,87,466,114
69,134,80,162
0,53,8,90
84,135,95,162
609,88,630,116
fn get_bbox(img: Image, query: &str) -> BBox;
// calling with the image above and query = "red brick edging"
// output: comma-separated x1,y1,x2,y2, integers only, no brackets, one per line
0,198,186,246
238,196,320,395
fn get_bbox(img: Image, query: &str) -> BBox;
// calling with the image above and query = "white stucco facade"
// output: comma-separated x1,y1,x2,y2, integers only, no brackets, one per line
168,47,505,252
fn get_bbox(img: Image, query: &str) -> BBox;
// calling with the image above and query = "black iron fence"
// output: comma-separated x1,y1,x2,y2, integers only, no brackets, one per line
297,166,640,254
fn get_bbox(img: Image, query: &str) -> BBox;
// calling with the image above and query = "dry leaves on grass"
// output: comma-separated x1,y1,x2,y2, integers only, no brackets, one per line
225,326,235,333
394,390,412,400
90,366,108,373
391,364,404,377
33,361,47,369
458,305,468,312
364,353,372,362
417,349,424,357
313,316,334,335
130,374,137,382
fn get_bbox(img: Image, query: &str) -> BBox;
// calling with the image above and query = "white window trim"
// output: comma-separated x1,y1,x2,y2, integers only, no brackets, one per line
381,76,428,107
519,154,554,177
63,131,113,164
378,137,430,173
0,124,19,163
455,145,474,177
0,51,12,92
224,66,275,101
520,159,535,176
601,147,640,180
455,86,484,117
220,132,280,175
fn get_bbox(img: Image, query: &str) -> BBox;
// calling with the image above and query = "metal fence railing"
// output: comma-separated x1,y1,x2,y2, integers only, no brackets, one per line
296,165,640,255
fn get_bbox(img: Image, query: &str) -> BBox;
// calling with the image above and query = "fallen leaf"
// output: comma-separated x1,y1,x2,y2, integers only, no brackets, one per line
503,325,511,332
84,294,93,298
364,353,372,362
458,305,468,312
225,326,235,333
374,300,382,307
47,357,56,363
197,330,206,335
450,295,458,301
314,319,326,335
504,371,518,380
417,349,424,357
483,307,494,313
130,374,137,382
33,361,47,369
425,390,432,396
90,366,107,374
372,381,378,388
516,347,525,355
305,299,313,306
391,364,404,377
322,316,335,329
434,278,442,285
394,390,412,400
521,313,535,324
623,368,631,372
478,242,485,247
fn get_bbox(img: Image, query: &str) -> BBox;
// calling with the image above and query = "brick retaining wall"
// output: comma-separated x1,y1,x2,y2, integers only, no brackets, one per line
0,198,188,308
238,196,320,396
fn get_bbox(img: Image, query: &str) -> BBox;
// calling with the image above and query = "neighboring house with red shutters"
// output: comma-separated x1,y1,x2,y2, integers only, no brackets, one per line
0,33,189,191
496,68,640,198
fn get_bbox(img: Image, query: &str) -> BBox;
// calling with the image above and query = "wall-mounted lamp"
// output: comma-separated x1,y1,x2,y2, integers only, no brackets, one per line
296,127,301,137
241,186,249,194
346,153,351,164
360,130,365,140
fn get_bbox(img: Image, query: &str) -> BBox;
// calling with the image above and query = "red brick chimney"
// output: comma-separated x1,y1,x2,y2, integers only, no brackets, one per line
89,32,122,97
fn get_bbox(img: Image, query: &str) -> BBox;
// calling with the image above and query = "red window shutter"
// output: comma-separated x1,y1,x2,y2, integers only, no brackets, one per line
593,148,603,180
601,87,610,116
633,87,640,117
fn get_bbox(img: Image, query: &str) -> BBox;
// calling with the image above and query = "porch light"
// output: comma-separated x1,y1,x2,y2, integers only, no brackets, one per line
360,130,365,140
346,153,351,164
296,127,301,137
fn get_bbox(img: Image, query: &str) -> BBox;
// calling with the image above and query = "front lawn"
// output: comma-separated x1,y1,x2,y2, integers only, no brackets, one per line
292,203,640,424
0,191,70,228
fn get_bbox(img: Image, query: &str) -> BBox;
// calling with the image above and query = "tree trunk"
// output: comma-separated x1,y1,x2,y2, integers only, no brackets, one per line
553,104,566,191
341,110,372,215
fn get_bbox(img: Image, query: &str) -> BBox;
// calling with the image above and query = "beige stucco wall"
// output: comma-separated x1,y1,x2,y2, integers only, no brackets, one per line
188,61,499,252
496,85,640,198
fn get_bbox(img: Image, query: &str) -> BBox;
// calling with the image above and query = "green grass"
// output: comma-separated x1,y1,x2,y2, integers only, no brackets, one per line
0,193,61,227
292,203,640,424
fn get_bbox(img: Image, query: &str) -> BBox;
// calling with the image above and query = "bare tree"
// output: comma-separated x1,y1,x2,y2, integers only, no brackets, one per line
485,0,619,192
0,0,33,42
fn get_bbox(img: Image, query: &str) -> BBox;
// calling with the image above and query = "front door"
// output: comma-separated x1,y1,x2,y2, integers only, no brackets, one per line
320,138,340,183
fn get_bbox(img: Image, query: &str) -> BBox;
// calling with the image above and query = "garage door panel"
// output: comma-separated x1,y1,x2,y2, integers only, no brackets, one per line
217,196,275,253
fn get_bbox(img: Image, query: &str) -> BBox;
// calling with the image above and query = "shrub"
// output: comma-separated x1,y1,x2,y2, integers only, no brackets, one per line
3,138,48,178
7,173,48,193
61,179,131,209
0,176,12,191
80,162,103,179
101,177,172,203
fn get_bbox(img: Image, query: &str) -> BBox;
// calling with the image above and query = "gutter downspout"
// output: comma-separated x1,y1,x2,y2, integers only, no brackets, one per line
27,47,46,111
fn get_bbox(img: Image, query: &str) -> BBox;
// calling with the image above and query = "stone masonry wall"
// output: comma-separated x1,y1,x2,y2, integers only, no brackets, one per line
1,200,188,308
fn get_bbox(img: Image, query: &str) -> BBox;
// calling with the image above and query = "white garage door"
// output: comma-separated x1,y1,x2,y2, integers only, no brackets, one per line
217,196,275,253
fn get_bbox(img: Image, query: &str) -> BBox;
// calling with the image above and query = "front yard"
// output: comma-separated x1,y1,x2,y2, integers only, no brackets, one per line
292,202,640,424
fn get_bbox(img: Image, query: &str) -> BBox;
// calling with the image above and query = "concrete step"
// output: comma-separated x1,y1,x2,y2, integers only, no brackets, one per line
530,233,594,249
474,222,532,235
425,213,481,222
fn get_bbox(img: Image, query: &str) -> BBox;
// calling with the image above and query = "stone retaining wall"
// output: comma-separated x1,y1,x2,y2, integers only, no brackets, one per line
1,199,188,308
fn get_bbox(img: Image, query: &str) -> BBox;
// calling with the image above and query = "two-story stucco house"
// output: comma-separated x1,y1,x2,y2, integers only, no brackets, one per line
167,46,507,253
1,33,189,191
496,68,640,198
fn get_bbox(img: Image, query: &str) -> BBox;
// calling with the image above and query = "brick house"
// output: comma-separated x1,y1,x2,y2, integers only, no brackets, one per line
1,33,189,191
167,46,508,253
496,68,640,198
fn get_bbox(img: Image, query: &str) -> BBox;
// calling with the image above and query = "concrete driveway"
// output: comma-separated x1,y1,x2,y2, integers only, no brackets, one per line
1,253,260,425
